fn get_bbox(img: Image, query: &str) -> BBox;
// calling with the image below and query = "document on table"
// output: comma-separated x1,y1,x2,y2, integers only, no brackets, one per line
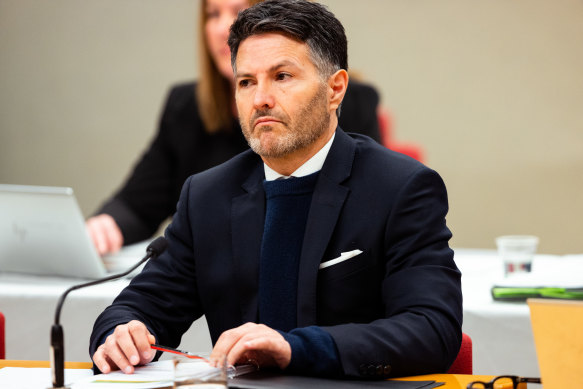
0,367,92,389
72,359,256,388
72,359,201,388
0,360,213,389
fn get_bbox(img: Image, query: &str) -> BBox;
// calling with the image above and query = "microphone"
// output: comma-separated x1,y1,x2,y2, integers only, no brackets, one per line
49,236,168,389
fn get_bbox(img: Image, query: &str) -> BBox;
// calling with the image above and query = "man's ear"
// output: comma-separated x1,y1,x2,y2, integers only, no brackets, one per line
328,69,348,113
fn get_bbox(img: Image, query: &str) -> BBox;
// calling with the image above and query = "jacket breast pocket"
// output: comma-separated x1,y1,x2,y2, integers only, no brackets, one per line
317,251,382,324
318,250,371,283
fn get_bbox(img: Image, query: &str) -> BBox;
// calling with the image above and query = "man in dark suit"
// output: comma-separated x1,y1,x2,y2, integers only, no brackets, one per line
90,0,462,379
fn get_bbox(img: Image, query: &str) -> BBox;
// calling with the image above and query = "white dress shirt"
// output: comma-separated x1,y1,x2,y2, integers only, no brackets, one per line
263,132,336,181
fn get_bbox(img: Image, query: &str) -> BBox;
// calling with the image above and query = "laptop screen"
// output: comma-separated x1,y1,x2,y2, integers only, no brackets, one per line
0,184,108,279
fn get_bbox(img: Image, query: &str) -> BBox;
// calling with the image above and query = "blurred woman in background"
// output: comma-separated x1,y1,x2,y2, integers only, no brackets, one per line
86,0,381,255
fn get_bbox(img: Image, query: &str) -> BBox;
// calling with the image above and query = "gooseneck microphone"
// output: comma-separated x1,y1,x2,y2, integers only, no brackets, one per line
49,236,168,389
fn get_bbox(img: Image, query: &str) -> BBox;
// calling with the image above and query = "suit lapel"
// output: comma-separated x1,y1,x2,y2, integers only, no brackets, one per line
296,130,355,326
232,162,265,324
230,131,356,327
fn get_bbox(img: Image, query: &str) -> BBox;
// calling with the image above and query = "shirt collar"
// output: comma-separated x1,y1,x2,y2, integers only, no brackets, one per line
264,132,336,181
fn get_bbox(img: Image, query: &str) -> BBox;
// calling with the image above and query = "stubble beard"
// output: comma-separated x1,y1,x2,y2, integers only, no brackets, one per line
241,84,331,159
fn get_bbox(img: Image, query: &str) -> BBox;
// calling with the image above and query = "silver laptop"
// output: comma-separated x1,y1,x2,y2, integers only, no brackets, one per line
0,184,109,279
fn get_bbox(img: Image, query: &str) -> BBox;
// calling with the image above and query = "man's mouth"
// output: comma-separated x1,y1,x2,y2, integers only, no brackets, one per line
254,117,281,128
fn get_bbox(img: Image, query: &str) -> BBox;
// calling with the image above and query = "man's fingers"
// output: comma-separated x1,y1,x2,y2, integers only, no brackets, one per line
209,329,239,366
209,322,254,367
243,336,281,352
210,323,291,370
92,345,113,374
91,321,155,375
103,333,135,374
223,335,249,366
109,321,152,372
223,327,269,365
128,321,156,364
227,328,290,369
242,335,291,369
113,325,140,368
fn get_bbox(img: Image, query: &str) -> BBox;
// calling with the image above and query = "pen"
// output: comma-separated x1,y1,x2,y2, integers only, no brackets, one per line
150,343,208,361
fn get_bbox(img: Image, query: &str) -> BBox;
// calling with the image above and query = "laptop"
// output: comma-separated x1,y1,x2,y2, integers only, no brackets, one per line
0,184,110,279
527,298,583,389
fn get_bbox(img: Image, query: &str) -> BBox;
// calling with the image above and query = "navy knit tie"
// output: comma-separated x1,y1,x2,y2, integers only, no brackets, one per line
258,172,319,332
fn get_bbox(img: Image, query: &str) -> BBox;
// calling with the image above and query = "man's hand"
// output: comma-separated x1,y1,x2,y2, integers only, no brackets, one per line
209,323,291,370
92,320,156,374
86,214,124,255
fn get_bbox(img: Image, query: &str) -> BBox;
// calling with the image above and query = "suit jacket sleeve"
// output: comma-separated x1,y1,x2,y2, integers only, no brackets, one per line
322,166,462,378
90,176,204,358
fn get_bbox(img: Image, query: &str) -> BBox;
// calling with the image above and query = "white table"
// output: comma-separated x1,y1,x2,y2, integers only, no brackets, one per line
1,247,581,376
455,248,583,377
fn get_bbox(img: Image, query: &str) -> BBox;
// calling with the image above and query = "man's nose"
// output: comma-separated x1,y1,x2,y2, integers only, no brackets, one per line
253,82,275,109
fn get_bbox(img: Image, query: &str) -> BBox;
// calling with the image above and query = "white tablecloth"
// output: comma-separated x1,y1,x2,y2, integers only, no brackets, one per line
1,246,581,376
455,248,583,377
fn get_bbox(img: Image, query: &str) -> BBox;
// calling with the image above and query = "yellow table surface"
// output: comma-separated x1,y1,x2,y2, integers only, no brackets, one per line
394,374,502,388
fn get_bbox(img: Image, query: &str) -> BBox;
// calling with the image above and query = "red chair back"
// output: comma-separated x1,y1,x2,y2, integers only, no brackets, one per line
0,311,5,359
448,332,473,374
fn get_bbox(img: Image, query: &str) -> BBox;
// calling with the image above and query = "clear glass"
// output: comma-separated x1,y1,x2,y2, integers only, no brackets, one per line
495,235,539,276
173,355,227,388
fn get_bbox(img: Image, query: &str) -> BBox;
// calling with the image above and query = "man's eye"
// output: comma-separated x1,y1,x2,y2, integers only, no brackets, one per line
238,79,250,88
276,73,291,81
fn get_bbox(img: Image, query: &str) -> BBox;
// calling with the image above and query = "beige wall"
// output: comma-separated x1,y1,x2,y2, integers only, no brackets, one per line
1,0,582,254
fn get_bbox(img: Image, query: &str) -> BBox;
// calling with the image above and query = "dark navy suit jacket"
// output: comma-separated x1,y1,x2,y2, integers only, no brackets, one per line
90,129,462,378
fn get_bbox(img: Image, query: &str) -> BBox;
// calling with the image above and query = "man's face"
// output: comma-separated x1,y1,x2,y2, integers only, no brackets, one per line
235,33,332,159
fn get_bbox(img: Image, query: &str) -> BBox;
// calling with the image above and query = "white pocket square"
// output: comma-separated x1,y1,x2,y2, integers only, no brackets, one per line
319,249,363,270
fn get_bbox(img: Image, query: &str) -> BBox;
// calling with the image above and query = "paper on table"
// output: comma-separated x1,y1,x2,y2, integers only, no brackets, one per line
0,367,92,389
71,360,177,388
70,359,256,388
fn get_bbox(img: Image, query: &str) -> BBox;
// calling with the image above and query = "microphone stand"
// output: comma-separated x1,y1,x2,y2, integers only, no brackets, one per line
49,237,167,389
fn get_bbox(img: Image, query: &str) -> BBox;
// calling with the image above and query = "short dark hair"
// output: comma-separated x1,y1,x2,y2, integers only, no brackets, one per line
228,0,348,79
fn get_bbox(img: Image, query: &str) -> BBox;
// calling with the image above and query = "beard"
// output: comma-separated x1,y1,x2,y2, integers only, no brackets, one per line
240,83,331,158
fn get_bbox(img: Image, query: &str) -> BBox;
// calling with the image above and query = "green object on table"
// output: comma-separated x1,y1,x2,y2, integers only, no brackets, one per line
491,286,583,301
